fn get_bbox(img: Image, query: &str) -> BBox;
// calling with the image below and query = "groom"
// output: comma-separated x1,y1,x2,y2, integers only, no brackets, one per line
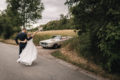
15,28,30,56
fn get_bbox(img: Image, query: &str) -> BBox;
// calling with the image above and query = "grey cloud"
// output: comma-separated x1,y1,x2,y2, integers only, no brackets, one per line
0,0,7,11
42,0,68,19
0,0,68,27
37,0,68,26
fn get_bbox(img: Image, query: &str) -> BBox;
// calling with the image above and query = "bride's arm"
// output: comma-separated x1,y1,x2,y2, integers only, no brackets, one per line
32,30,39,37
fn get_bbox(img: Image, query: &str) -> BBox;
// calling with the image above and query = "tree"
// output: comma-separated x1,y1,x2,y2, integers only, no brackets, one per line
0,11,15,39
65,0,120,72
7,0,44,28
60,14,67,25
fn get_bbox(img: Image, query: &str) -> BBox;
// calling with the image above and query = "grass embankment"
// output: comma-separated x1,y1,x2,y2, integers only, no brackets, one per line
33,30,76,45
51,37,120,80
0,38,16,45
0,30,76,45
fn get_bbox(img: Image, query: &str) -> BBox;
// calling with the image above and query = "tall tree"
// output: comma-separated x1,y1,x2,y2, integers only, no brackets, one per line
60,14,67,25
0,11,16,39
7,0,44,28
65,0,120,72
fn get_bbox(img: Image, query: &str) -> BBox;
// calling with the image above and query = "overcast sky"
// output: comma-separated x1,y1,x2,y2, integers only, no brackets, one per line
0,0,68,27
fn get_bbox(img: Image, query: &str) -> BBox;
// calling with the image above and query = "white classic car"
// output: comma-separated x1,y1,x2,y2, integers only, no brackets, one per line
39,35,72,48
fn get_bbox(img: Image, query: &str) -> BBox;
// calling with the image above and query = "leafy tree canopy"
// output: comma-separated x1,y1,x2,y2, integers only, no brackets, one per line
65,0,120,72
7,0,44,28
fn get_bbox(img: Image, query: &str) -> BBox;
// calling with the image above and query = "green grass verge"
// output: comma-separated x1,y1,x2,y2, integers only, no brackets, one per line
52,50,97,73
51,50,120,80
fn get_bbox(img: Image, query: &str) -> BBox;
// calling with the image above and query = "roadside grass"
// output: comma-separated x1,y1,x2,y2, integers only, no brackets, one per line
52,50,120,80
51,37,120,80
37,30,77,36
0,38,16,45
0,30,77,45
33,30,77,45
52,50,103,74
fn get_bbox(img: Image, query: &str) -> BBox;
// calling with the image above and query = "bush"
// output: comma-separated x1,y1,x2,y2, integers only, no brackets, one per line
64,27,120,73
65,0,120,73
63,33,91,58
97,23,120,72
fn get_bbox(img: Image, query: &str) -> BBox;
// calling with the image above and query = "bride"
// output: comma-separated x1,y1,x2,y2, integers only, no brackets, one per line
17,31,38,66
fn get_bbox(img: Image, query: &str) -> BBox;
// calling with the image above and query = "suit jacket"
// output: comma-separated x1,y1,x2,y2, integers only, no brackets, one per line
15,32,32,45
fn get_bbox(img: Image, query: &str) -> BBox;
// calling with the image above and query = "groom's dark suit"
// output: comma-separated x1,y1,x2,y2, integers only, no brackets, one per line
15,32,31,55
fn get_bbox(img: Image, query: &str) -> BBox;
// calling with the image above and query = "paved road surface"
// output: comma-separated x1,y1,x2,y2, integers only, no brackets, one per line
0,42,106,80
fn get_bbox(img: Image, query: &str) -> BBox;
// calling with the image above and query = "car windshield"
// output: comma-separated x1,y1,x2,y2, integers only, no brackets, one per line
52,36,61,39
52,36,56,38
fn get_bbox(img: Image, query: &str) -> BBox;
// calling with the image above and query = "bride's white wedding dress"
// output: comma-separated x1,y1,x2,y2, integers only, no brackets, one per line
17,39,37,65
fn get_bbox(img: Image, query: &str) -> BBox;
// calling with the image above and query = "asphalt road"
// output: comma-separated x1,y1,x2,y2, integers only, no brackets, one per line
0,42,106,80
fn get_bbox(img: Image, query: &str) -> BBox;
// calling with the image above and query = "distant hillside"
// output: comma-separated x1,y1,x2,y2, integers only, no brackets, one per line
42,18,75,30
30,15,75,31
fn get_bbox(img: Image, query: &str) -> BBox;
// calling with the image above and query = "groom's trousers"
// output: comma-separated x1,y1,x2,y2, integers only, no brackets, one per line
19,43,27,55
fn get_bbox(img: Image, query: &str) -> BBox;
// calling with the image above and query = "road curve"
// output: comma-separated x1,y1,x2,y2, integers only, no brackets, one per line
0,42,105,80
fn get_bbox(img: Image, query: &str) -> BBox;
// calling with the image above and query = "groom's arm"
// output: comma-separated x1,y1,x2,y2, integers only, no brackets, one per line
15,34,19,45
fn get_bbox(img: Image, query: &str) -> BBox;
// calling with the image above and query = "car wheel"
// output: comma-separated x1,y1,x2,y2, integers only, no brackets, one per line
43,47,46,48
53,44,58,49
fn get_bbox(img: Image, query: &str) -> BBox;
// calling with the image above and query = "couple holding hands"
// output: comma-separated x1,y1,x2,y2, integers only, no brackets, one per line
15,28,38,66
